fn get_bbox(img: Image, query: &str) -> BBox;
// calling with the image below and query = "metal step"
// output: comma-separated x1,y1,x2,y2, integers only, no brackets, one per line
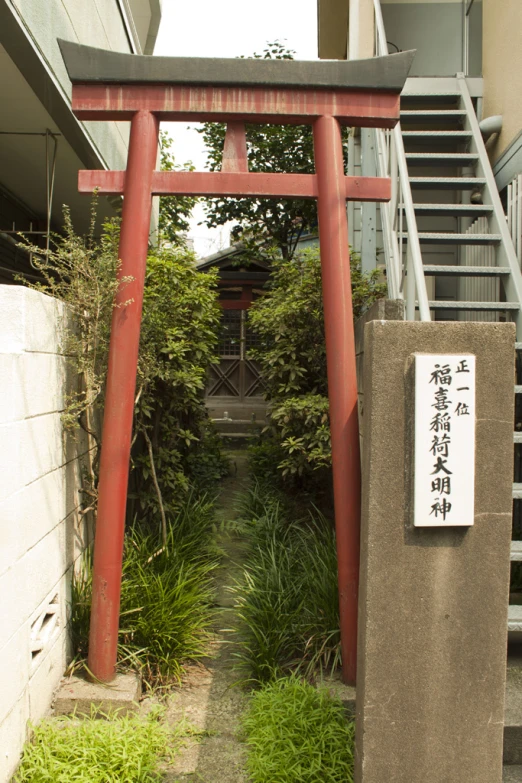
511,540,522,556
412,232,501,245
406,152,479,166
423,265,509,276
509,604,522,632
513,486,522,500
516,343,522,351
514,386,522,394
410,177,486,190
503,766,522,782
426,300,520,311
401,110,467,118
403,130,473,138
515,433,522,444
413,203,494,217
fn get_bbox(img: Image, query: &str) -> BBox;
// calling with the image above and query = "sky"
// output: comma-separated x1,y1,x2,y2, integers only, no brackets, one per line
154,0,319,257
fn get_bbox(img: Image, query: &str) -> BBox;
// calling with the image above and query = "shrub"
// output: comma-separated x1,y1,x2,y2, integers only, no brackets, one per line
23,206,226,531
247,247,385,485
71,492,218,688
130,246,227,527
14,707,186,783
232,484,341,683
241,676,355,783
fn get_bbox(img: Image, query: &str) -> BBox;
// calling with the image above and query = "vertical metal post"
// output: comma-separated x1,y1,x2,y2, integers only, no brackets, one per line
406,241,416,321
88,110,159,682
313,114,361,685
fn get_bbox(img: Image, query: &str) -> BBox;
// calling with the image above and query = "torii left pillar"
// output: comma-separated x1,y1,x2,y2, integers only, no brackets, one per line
59,38,414,686
88,111,159,680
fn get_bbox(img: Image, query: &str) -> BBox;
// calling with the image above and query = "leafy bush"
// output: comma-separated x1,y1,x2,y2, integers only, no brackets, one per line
130,246,227,528
71,493,218,688
241,676,355,783
24,206,227,531
232,484,340,683
247,247,385,484
14,707,186,783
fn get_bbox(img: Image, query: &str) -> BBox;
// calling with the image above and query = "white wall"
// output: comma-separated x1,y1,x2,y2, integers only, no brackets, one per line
0,287,92,782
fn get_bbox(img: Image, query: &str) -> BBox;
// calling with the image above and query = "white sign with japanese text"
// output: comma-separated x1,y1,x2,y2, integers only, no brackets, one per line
414,354,476,527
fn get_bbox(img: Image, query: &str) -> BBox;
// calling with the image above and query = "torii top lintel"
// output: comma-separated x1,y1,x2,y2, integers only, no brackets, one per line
60,40,415,202
59,40,414,127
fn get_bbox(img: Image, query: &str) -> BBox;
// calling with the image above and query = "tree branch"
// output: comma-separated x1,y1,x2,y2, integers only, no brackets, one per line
143,429,168,548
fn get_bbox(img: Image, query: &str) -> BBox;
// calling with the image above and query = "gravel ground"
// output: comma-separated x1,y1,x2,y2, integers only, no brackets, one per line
158,450,251,783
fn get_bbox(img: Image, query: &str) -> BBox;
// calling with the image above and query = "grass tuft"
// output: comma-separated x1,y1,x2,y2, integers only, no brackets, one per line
14,707,187,783
70,491,219,689
232,483,341,683
241,676,355,783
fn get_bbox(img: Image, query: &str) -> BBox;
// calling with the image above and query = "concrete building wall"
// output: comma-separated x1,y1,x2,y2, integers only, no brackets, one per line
483,0,522,162
0,287,92,782
381,1,464,77
9,0,133,171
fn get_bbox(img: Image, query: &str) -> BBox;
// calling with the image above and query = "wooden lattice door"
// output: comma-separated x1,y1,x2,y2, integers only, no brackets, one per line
207,309,264,401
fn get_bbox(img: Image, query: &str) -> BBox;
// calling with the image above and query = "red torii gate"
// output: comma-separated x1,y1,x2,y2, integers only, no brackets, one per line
59,41,414,685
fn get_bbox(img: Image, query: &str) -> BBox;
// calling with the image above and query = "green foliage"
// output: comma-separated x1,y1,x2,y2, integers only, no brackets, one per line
24,204,122,437
131,246,228,526
232,484,341,683
247,247,386,482
241,676,355,783
71,492,218,689
14,707,187,783
270,395,331,478
24,204,227,529
198,42,348,259
157,130,197,245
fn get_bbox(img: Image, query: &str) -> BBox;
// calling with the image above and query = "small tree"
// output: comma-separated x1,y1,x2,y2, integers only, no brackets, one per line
248,247,386,483
198,42,349,260
23,204,227,542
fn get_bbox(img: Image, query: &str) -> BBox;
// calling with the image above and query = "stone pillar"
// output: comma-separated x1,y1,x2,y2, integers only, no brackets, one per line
355,320,515,783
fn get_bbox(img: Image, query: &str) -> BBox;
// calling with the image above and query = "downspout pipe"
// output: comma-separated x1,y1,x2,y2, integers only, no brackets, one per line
479,115,503,140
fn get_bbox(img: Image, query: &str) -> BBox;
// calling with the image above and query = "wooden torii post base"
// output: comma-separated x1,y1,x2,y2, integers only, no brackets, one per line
59,40,414,685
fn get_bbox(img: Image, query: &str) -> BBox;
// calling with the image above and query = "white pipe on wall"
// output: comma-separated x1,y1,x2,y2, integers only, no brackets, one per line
349,0,360,60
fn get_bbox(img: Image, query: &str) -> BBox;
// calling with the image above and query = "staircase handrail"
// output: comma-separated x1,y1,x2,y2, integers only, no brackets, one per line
372,0,431,321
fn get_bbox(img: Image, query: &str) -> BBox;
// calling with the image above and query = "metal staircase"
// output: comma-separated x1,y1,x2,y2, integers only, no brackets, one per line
373,0,522,634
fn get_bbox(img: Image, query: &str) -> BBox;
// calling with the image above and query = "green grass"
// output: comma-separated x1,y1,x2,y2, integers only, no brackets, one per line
232,483,341,683
241,677,355,783
13,708,188,783
71,492,219,688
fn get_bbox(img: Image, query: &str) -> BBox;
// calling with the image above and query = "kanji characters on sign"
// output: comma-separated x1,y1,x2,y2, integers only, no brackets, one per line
414,354,475,527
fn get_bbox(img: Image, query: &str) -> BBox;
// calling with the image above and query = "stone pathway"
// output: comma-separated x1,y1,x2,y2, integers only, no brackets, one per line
160,450,250,782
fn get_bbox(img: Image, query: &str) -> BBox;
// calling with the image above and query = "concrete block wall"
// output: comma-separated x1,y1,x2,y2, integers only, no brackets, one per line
0,286,92,782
